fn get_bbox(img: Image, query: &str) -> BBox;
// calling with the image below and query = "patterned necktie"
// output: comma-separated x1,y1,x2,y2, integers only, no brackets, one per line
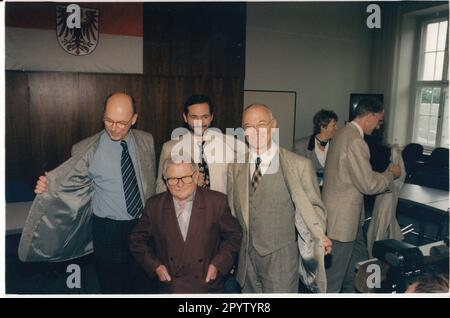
251,157,262,191
120,140,143,218
198,141,211,189
175,200,189,241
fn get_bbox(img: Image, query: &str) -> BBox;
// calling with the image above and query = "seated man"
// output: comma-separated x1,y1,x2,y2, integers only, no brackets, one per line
129,159,242,293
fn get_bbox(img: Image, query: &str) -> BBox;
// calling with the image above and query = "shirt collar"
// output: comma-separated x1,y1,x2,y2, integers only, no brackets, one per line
249,142,279,165
173,189,196,206
350,121,364,138
101,129,133,146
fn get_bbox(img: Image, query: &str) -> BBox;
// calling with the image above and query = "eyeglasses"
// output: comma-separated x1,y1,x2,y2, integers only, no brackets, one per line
243,119,273,131
165,172,196,186
103,116,134,129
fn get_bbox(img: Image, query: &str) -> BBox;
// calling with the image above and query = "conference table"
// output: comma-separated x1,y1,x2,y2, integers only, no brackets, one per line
398,183,449,244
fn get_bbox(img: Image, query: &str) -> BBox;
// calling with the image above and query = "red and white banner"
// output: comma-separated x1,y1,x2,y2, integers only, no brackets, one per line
5,2,143,73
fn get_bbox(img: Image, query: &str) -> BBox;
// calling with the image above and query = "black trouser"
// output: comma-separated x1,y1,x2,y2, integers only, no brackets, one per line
92,215,140,294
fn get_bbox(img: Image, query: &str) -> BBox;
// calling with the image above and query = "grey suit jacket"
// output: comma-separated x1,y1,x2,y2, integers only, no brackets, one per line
227,147,328,292
18,129,156,262
322,123,394,243
293,135,324,176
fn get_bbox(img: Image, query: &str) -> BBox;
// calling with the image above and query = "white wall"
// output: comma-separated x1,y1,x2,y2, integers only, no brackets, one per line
245,2,374,142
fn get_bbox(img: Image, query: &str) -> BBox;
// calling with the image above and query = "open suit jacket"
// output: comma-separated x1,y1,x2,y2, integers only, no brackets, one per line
227,147,328,293
18,129,156,262
322,123,394,243
129,187,242,293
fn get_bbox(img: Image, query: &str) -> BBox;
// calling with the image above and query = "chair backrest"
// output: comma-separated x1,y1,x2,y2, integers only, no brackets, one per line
402,143,424,176
428,147,449,168
402,143,424,164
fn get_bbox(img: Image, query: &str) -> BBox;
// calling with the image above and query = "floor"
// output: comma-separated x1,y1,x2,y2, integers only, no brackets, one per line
5,202,448,294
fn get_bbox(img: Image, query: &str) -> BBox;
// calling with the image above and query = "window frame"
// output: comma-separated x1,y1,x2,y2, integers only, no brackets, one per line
409,12,449,150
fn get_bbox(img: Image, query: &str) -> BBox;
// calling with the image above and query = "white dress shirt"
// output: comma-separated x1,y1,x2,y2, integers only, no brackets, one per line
173,192,195,241
249,143,279,178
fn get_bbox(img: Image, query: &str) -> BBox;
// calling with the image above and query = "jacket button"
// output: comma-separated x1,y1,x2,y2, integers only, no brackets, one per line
175,274,180,278
198,258,203,262
170,257,174,262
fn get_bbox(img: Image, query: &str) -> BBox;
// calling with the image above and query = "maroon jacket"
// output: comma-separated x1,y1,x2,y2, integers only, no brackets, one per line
129,187,242,293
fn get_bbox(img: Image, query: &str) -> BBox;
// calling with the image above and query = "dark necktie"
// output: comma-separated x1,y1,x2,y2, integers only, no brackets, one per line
198,141,211,189
120,140,143,218
251,157,262,191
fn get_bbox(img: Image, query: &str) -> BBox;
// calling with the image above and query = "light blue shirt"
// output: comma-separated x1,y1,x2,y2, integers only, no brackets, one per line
89,130,145,220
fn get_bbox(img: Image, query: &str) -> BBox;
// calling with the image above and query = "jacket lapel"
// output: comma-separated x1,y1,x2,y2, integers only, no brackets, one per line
162,192,185,264
132,130,150,199
236,162,250,229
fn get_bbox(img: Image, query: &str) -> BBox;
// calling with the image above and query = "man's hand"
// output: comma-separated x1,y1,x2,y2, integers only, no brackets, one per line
323,236,332,255
205,264,218,283
388,164,401,179
155,265,172,282
34,173,49,194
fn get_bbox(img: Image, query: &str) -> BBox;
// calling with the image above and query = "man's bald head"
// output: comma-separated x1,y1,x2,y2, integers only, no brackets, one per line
242,103,277,154
104,92,136,114
243,104,274,121
103,92,138,141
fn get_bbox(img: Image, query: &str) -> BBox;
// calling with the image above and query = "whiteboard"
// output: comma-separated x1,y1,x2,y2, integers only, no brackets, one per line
244,90,297,150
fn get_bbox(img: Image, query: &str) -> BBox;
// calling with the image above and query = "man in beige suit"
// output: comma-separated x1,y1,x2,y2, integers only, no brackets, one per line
322,97,401,293
227,104,332,293
156,95,242,194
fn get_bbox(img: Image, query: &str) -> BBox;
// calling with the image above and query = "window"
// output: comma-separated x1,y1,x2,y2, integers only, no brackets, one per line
411,16,449,149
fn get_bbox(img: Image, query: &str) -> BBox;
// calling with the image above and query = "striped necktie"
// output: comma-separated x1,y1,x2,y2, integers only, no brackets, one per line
198,141,211,188
120,140,143,218
251,157,262,191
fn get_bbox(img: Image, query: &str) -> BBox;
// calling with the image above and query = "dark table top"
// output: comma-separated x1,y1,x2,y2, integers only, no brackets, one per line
399,183,448,213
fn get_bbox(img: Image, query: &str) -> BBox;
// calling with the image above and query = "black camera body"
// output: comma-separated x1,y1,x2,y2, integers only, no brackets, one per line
373,239,425,292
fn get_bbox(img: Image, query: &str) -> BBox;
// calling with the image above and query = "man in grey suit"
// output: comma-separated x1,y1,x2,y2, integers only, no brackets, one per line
227,104,332,293
322,97,401,293
20,92,156,293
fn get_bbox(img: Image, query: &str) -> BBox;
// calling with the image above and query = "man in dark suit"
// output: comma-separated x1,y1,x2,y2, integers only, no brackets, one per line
129,160,242,293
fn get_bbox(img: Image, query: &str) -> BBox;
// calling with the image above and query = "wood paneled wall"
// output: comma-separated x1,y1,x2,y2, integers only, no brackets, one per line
5,3,246,202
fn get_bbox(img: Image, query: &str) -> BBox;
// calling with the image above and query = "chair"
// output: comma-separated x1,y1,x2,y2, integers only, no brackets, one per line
428,147,449,169
402,143,424,182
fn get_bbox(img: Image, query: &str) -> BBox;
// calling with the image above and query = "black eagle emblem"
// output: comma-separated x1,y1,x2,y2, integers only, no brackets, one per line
56,6,99,56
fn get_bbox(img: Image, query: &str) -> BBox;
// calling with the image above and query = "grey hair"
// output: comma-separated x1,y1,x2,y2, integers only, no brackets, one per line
162,158,198,178
243,103,274,120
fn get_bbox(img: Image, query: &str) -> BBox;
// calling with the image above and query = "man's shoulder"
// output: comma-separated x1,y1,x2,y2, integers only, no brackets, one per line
338,124,360,139
162,138,180,149
294,135,310,147
145,191,168,208
201,187,227,200
72,132,103,154
132,129,154,142
280,147,310,164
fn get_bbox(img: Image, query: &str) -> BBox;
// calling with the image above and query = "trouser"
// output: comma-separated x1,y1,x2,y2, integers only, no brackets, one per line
326,226,369,293
92,215,140,294
242,242,299,293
